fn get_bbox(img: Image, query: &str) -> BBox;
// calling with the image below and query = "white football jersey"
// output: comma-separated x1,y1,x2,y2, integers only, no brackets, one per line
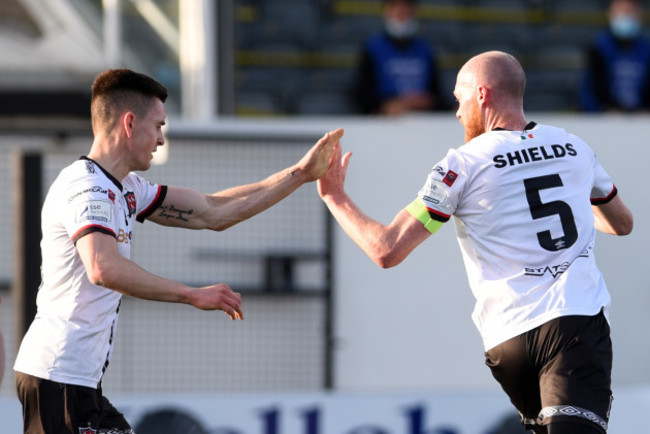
412,123,617,350
14,157,166,388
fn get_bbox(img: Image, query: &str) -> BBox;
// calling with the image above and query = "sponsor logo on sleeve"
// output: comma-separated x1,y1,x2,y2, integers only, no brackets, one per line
68,186,109,203
76,200,112,223
442,170,458,187
433,165,446,177
419,179,449,205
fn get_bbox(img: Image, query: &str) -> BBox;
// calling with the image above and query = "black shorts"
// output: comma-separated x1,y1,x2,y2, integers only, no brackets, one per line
485,311,612,433
15,372,134,434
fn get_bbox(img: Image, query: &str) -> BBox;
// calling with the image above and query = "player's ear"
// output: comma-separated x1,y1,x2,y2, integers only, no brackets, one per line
122,112,135,138
476,85,488,105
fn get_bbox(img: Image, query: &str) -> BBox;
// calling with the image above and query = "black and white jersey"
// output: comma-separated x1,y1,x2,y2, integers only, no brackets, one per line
411,123,617,350
14,157,166,388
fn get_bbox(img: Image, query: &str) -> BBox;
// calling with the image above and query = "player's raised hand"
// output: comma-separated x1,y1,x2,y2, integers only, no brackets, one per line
296,128,344,182
190,284,243,320
317,141,351,200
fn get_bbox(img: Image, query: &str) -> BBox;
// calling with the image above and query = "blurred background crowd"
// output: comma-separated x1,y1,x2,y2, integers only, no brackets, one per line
1,0,650,120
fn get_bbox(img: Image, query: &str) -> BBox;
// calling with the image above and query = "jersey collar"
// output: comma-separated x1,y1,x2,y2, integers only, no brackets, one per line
492,121,537,132
79,156,123,191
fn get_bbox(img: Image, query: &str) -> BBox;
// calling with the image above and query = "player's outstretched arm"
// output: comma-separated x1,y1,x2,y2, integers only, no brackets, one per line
592,194,633,235
76,231,243,320
318,143,431,268
147,128,344,231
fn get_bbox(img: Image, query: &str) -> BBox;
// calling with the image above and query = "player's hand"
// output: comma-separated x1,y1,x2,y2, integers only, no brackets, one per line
296,128,344,182
317,142,351,200
191,284,243,320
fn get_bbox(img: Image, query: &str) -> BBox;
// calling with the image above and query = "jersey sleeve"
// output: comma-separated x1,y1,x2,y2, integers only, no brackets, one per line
63,178,119,244
406,149,465,233
590,154,617,205
126,172,168,223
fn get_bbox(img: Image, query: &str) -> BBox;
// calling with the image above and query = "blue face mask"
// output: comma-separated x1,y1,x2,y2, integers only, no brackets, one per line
610,14,642,40
384,18,418,39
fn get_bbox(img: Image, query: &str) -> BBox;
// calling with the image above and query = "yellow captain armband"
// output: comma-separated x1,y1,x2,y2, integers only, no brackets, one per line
405,198,444,235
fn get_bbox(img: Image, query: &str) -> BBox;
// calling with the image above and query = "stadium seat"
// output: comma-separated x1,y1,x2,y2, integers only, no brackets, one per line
547,0,609,13
235,90,287,116
462,23,534,56
306,67,357,94
472,0,532,8
320,14,384,46
419,20,465,54
534,23,599,52
231,0,615,115
259,0,321,48
525,90,578,112
294,90,357,115
525,68,581,112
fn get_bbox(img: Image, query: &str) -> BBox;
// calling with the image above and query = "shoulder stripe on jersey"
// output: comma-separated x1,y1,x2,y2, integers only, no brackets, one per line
71,225,116,244
426,206,451,223
136,185,168,223
591,185,618,205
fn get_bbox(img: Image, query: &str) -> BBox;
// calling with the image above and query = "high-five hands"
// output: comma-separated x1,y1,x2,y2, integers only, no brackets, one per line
297,128,344,182
317,139,352,200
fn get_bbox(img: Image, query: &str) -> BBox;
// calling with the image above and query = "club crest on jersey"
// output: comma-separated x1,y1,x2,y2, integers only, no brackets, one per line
108,189,116,203
442,170,458,187
124,192,136,218
79,428,97,434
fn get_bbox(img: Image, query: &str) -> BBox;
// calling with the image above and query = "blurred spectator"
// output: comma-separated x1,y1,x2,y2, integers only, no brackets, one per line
353,0,445,115
580,0,650,112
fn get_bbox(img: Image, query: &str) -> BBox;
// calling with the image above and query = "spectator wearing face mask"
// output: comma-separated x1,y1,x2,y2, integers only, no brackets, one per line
353,0,446,115
580,0,650,112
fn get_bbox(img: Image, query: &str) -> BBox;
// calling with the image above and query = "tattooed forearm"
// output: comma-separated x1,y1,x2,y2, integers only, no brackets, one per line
157,204,194,221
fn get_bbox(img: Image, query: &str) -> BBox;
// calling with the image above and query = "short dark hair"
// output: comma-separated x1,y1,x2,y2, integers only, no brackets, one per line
90,69,168,133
